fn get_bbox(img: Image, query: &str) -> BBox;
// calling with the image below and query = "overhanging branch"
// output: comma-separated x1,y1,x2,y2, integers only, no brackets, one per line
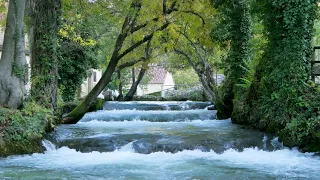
118,22,170,60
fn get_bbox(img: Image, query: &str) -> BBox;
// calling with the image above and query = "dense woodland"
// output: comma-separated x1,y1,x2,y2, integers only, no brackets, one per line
0,0,320,155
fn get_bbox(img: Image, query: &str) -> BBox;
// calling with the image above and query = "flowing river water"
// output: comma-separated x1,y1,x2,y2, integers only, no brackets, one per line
1,101,320,179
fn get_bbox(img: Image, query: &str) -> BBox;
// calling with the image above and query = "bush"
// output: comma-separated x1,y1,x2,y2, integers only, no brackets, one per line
133,95,168,101
0,101,54,157
165,86,207,101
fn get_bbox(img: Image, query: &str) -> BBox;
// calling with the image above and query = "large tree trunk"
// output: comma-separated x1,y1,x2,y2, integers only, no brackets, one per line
122,66,147,101
0,0,27,109
30,0,61,110
215,0,251,119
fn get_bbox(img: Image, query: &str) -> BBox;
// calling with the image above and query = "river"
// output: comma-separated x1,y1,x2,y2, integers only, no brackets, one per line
0,101,319,179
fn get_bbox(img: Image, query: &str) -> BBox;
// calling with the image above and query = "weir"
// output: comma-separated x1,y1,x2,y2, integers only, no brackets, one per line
1,101,320,179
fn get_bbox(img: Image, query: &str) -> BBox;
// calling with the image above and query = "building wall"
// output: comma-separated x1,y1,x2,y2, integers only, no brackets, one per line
80,69,103,97
135,72,175,97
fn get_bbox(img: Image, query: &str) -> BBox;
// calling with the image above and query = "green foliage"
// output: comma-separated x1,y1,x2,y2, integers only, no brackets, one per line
173,69,199,89
0,1,7,27
165,86,206,101
0,101,53,156
214,0,251,119
148,91,162,97
11,62,27,82
58,41,100,102
231,0,320,151
57,0,114,102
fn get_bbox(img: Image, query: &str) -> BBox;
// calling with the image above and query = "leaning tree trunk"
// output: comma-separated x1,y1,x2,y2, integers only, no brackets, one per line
0,0,27,109
116,70,124,100
30,0,61,110
174,48,217,102
198,73,216,102
62,1,172,124
122,66,147,101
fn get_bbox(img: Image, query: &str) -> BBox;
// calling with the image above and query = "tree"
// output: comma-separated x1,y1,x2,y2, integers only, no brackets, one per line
62,0,176,124
173,32,218,102
0,0,27,109
225,0,320,150
214,0,251,119
28,0,61,110
122,39,153,101
62,0,217,123
165,0,219,101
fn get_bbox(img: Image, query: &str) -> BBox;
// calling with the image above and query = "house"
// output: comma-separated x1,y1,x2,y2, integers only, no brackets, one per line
80,69,103,98
135,65,175,97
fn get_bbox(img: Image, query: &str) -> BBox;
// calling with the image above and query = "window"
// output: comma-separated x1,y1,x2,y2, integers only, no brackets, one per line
93,71,97,82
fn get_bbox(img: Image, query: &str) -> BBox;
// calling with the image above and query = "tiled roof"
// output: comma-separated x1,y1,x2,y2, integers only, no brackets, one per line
149,65,168,84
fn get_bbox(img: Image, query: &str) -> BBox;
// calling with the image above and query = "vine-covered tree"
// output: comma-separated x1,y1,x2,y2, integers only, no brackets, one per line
28,0,61,110
227,0,320,151
213,0,251,119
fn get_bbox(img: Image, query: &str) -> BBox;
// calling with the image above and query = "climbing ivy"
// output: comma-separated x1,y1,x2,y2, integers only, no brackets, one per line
28,0,61,110
213,0,251,119
231,0,320,151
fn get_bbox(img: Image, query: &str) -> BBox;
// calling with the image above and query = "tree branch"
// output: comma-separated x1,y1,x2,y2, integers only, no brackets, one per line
182,10,205,25
117,57,146,70
130,0,177,34
163,0,167,14
174,48,199,73
118,22,170,60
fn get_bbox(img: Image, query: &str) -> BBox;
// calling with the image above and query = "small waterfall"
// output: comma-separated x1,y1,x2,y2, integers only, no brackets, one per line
79,109,216,122
163,104,171,110
179,101,190,110
271,137,284,150
2,101,319,179
262,134,268,149
118,142,135,152
42,139,56,152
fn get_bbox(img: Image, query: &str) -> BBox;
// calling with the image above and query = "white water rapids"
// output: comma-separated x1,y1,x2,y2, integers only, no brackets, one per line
0,101,319,180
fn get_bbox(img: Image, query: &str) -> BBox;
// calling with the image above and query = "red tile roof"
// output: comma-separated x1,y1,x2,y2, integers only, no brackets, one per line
149,65,168,84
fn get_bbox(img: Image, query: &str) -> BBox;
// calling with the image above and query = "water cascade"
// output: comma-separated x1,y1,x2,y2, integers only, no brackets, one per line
0,101,319,179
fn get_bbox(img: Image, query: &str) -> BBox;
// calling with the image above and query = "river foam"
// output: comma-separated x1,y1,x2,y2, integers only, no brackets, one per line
1,141,319,179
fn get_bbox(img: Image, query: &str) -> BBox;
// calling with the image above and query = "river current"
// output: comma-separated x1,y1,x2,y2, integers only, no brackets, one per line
0,101,319,179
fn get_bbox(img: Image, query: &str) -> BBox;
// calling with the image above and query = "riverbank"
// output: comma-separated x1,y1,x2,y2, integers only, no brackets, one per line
230,83,320,152
0,101,54,157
